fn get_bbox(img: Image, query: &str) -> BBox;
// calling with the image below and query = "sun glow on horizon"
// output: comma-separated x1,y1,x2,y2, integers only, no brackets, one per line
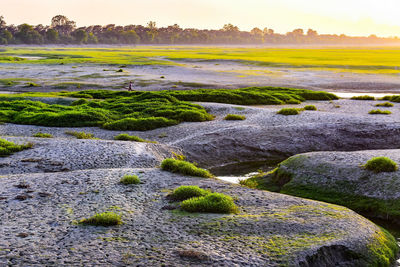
2,0,400,37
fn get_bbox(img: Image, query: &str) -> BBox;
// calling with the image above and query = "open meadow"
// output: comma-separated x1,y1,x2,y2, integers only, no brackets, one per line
2,46,400,93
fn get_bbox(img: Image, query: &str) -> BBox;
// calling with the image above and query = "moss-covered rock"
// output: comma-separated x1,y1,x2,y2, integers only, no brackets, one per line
245,150,400,227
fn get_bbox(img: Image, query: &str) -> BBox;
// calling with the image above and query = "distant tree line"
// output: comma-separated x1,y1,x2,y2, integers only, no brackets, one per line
0,15,399,45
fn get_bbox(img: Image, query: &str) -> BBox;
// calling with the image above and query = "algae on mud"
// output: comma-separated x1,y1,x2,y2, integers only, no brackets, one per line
0,87,337,130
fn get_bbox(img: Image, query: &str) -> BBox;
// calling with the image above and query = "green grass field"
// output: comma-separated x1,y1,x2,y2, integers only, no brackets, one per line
2,46,400,74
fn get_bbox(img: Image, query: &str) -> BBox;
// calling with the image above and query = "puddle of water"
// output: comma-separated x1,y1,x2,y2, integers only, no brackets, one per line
217,172,260,184
210,160,278,184
331,92,397,98
17,56,44,60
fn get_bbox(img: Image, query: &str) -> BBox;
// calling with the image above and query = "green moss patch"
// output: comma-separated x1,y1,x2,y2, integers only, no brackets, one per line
0,87,337,130
169,186,209,201
369,109,392,115
32,132,53,138
114,133,155,143
304,105,317,111
65,131,96,139
80,211,122,226
382,95,400,103
363,157,398,173
277,108,300,116
181,193,238,214
120,175,140,185
161,158,213,178
351,95,375,100
62,87,338,105
224,114,246,120
375,102,394,107
0,138,33,157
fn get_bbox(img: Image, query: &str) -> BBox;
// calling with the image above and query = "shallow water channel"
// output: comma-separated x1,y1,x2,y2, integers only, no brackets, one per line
210,160,277,184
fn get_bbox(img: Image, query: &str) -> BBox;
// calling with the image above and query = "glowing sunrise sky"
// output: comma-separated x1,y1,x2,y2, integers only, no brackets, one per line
2,0,400,37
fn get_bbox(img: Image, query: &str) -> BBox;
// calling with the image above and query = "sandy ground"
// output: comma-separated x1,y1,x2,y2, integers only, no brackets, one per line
2,60,400,93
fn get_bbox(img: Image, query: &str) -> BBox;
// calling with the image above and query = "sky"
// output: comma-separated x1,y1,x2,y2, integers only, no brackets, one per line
2,0,400,37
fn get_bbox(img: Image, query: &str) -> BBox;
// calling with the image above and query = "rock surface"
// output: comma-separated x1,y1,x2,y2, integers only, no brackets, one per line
0,99,398,266
0,137,178,174
257,149,400,224
2,99,400,169
0,167,395,266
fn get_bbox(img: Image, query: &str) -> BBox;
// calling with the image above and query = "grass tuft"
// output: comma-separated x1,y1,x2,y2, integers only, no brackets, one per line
363,157,398,173
375,102,394,107
32,132,53,138
224,114,246,120
120,175,141,185
304,105,317,111
65,131,96,139
161,158,213,178
114,133,155,143
103,117,178,131
180,192,238,214
80,211,122,226
351,95,375,100
277,108,300,115
0,138,33,157
368,110,392,115
169,186,209,201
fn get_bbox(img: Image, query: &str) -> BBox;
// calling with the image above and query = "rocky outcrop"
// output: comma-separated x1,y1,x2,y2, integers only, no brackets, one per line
0,167,397,266
255,149,400,225
0,137,179,174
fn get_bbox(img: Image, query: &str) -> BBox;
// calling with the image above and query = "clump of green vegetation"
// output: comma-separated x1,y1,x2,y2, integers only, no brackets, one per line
304,105,317,111
277,108,300,115
375,102,394,107
382,95,400,103
286,99,301,104
116,69,124,72
351,95,375,100
162,87,338,105
25,82,40,87
65,131,96,139
0,138,33,157
103,117,178,131
369,110,391,115
180,193,238,214
363,157,398,173
161,158,213,178
32,132,53,138
169,186,209,201
224,114,246,120
71,98,89,106
63,87,337,105
0,87,336,130
80,211,122,226
239,178,259,189
114,133,155,143
120,175,140,185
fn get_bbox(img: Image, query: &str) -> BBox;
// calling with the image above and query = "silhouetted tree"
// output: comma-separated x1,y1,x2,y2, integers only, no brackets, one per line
51,15,76,36
45,28,59,43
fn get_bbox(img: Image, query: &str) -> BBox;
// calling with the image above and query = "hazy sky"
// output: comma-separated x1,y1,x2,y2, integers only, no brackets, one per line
2,0,400,37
